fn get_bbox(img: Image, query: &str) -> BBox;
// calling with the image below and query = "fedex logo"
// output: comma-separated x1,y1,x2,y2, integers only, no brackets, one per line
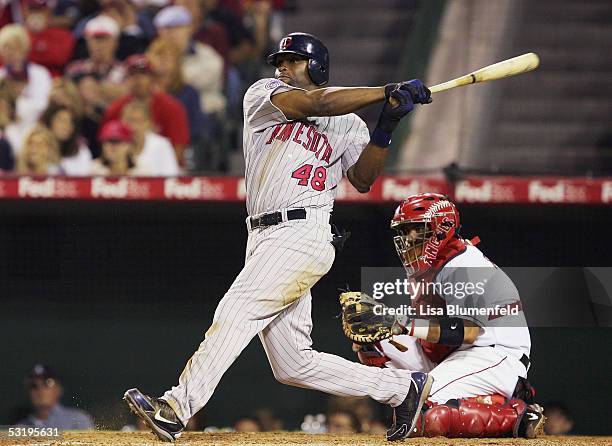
455,181,493,202
91,178,129,198
528,181,564,203
18,177,56,198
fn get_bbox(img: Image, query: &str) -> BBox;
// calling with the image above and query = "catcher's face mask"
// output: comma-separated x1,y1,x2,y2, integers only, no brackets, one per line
393,221,433,275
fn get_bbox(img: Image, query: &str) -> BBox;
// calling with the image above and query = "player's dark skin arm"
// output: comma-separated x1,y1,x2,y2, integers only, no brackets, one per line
270,56,403,193
346,144,387,193
273,87,389,192
271,55,388,119
273,87,390,193
272,86,386,120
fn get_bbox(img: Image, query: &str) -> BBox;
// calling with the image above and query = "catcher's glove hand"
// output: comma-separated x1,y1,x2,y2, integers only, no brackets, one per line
339,291,409,345
353,343,390,367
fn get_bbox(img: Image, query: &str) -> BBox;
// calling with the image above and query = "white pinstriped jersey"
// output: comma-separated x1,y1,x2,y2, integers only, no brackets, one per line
243,78,370,216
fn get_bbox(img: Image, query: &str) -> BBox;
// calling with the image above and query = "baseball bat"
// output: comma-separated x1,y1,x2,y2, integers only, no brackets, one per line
429,52,540,93
388,52,540,106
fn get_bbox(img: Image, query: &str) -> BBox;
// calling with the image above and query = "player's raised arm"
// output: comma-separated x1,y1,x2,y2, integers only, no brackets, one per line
272,85,386,120
266,33,431,121
347,81,431,193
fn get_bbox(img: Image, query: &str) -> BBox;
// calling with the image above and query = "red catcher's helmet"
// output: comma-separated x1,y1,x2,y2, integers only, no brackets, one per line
390,193,460,276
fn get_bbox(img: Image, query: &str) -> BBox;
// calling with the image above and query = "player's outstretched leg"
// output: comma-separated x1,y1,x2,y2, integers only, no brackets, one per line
386,372,434,441
124,388,185,442
259,291,433,440
125,219,336,432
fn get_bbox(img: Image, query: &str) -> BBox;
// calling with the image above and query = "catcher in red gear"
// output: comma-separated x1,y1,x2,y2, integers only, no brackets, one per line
344,193,545,438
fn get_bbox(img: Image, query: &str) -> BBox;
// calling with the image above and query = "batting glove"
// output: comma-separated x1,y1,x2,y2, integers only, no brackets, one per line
371,88,414,147
399,79,432,104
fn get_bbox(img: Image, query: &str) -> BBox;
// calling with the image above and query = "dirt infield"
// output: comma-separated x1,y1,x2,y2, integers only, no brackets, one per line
1,432,611,446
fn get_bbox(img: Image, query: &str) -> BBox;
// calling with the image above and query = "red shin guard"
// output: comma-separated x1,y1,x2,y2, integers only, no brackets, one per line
415,399,526,438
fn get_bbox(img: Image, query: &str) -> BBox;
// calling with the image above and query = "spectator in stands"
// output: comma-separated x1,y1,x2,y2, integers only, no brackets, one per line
120,100,179,176
0,24,52,129
65,14,127,104
544,402,574,435
234,416,261,432
41,104,92,175
49,77,84,118
326,410,360,434
22,0,75,77
102,54,190,163
0,64,35,151
73,1,155,61
48,76,105,159
15,124,60,174
241,0,273,60
327,395,382,434
131,0,172,8
0,78,19,171
175,0,230,71
0,1,20,29
200,0,256,66
154,5,225,115
91,119,145,175
70,71,106,159
16,364,94,429
50,0,88,29
146,37,206,144
252,408,283,432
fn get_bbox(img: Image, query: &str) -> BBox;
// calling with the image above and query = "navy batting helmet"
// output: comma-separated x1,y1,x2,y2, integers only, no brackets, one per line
267,32,329,86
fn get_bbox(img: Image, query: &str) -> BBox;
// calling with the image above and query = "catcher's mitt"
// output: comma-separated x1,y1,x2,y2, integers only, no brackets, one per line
339,291,409,345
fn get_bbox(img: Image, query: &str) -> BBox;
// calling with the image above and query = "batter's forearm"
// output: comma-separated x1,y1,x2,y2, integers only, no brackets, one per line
272,85,387,120
347,143,388,193
306,86,386,116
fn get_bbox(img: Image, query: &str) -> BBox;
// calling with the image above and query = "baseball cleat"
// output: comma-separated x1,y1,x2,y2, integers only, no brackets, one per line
386,372,434,441
124,388,184,442
519,403,546,439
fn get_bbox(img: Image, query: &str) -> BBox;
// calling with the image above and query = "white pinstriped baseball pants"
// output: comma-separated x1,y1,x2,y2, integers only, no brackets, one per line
163,209,415,424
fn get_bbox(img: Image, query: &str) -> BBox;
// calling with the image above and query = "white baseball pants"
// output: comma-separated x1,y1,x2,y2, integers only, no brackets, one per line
163,210,415,424
378,335,527,404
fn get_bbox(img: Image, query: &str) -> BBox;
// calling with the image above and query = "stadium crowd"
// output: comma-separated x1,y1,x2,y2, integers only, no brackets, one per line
0,0,285,176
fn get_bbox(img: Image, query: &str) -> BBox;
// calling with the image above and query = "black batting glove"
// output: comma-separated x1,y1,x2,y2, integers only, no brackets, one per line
398,79,432,104
377,88,414,133
384,83,399,100
370,87,414,148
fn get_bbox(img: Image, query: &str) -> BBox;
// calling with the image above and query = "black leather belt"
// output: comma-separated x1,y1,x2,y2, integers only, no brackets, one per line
249,208,307,230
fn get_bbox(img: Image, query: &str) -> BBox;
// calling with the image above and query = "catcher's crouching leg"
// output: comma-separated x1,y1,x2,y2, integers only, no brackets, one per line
413,399,544,438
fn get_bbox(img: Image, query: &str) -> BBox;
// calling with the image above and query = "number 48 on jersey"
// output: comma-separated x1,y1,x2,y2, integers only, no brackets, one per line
291,164,327,191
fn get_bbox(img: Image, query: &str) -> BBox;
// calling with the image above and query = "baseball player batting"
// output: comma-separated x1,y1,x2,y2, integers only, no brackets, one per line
340,193,546,438
124,32,433,442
